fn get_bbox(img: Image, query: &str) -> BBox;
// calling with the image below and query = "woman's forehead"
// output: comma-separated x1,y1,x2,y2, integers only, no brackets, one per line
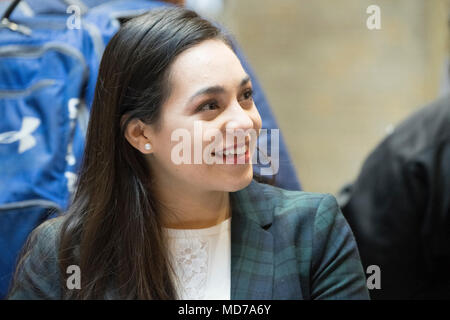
168,39,247,94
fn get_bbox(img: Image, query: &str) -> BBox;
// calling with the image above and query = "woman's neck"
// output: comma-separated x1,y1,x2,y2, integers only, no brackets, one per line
153,180,231,230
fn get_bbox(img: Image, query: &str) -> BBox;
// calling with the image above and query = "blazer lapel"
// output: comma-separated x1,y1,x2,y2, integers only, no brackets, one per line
230,180,274,300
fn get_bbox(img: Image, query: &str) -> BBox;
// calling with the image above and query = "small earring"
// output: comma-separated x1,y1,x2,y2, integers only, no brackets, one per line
144,143,152,151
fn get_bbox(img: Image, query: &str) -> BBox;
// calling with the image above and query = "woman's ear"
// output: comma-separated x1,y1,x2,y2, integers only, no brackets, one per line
123,118,154,154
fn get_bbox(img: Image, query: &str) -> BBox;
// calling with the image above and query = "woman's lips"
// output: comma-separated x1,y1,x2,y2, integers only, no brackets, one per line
211,144,250,164
212,143,247,156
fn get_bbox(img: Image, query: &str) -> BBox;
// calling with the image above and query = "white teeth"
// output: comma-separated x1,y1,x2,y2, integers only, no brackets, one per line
214,146,246,156
231,146,245,155
236,146,246,154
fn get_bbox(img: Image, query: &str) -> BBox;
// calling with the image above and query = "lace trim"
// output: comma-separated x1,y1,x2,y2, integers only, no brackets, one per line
171,238,209,300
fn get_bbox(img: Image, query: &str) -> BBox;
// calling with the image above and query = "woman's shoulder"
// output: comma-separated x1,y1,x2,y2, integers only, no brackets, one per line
20,214,67,268
17,215,68,275
32,215,67,246
244,179,340,223
239,179,351,248
7,215,68,299
235,180,369,299
36,214,66,232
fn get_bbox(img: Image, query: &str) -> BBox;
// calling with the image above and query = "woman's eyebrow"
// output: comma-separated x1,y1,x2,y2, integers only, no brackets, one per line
186,75,251,105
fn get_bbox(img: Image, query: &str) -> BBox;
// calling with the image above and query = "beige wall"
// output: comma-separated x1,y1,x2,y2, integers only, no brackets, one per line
217,0,450,194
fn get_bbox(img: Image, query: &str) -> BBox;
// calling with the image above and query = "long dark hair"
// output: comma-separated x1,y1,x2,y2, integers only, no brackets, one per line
59,7,233,299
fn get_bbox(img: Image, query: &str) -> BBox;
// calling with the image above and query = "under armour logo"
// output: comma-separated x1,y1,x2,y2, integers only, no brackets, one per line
0,117,41,153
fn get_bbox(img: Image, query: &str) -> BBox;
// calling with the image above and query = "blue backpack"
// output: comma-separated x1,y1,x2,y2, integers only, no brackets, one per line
0,5,99,299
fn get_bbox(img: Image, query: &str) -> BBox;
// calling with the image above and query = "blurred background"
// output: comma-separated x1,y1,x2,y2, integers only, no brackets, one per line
206,0,450,194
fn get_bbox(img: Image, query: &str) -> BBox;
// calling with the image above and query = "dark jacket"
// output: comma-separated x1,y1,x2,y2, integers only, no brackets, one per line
342,94,450,299
8,179,369,299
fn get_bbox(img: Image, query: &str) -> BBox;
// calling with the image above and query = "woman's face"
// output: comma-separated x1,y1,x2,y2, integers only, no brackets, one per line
146,39,262,192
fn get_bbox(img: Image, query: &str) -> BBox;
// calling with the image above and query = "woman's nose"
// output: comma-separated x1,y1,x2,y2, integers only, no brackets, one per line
225,102,254,132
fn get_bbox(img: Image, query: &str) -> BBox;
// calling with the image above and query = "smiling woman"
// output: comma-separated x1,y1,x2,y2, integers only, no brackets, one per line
7,7,369,300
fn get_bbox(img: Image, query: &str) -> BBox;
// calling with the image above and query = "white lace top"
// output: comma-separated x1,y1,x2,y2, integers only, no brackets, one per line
164,217,231,300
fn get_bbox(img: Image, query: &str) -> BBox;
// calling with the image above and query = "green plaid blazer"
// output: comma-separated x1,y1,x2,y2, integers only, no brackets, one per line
8,179,369,299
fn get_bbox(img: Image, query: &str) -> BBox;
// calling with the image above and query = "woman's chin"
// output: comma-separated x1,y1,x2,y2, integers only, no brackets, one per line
222,169,254,192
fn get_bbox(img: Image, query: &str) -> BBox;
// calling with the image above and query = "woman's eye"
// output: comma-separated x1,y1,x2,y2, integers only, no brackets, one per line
198,101,219,112
243,89,253,100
